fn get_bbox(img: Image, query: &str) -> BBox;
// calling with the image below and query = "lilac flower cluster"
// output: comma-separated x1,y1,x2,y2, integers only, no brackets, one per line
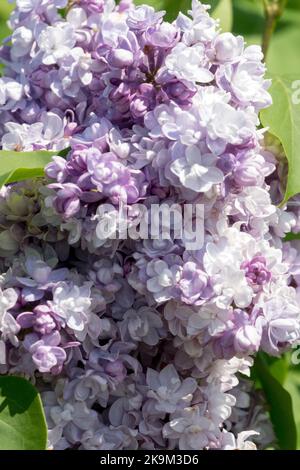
0,0,299,450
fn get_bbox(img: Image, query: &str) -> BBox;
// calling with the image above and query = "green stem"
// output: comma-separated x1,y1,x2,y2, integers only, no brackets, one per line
262,0,287,60
262,10,277,58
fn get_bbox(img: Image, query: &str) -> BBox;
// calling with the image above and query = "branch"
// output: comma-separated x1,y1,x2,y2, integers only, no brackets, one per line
262,0,287,59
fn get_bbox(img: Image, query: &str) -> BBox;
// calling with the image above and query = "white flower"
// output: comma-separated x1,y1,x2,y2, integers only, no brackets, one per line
204,234,254,309
204,101,257,155
0,288,20,347
0,78,23,111
98,12,129,48
0,287,18,314
217,59,271,109
187,302,232,336
257,285,300,354
203,383,236,425
165,42,213,83
0,340,6,365
207,356,253,391
66,7,88,29
50,282,92,332
11,26,33,58
146,259,180,303
196,86,231,127
109,128,130,160
53,47,96,99
170,144,224,192
163,405,217,450
177,1,217,46
204,223,286,309
232,187,276,219
213,32,244,63
2,112,66,151
38,23,76,65
93,204,127,248
221,429,259,450
272,209,297,238
2,122,43,151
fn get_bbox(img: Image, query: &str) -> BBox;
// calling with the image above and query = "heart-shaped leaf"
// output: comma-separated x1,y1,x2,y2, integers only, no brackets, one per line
285,370,300,449
0,376,47,450
260,76,300,204
253,354,297,450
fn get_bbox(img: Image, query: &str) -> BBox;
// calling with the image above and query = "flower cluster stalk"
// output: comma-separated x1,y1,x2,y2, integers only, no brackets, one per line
262,0,287,58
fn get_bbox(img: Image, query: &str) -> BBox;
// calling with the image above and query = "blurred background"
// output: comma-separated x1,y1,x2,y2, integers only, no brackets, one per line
2,0,300,74
0,1,13,42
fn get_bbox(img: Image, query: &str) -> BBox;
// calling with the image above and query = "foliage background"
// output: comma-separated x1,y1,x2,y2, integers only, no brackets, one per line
1,0,300,450
0,2,13,42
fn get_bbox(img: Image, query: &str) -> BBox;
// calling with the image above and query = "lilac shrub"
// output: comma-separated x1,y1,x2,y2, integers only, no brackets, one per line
0,0,298,450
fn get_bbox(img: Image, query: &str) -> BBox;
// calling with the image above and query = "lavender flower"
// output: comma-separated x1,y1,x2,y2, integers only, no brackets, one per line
146,364,197,413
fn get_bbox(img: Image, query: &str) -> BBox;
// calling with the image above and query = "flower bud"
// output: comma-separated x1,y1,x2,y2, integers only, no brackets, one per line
109,49,134,68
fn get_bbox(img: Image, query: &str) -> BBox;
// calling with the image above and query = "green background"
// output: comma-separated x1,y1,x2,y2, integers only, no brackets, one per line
0,2,13,42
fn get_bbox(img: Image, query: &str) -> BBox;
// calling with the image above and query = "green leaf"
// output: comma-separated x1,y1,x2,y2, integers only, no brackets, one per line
258,353,289,384
0,2,13,43
253,354,297,449
0,376,47,450
266,23,300,77
164,0,190,21
260,76,300,204
284,232,300,242
212,0,233,32
0,150,57,188
285,370,300,449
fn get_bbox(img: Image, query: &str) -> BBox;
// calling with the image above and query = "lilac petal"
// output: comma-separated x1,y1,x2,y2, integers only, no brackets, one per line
42,331,61,347
48,268,69,283
16,277,37,287
22,287,44,302
17,312,34,328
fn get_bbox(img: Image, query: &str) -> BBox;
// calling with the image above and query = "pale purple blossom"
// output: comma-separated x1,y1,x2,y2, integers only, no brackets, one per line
163,406,217,450
50,282,92,333
24,331,67,374
165,42,213,84
169,143,224,192
146,364,197,413
119,306,164,345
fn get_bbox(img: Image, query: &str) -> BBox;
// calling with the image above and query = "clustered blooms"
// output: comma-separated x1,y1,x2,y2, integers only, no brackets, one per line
0,0,299,450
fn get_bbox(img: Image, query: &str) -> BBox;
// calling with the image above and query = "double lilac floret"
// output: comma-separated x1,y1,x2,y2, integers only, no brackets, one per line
241,256,272,290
